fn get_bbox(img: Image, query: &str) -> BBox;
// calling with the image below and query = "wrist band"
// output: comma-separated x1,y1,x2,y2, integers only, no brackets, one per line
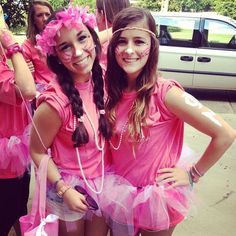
192,164,203,177
57,185,71,198
53,177,63,190
6,43,22,58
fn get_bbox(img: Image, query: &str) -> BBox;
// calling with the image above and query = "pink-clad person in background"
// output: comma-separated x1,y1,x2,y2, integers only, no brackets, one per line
95,0,130,68
104,7,236,236
22,0,55,93
0,9,36,235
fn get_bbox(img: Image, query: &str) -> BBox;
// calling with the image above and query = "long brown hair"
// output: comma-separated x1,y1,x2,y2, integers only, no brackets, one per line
96,0,130,24
46,10,112,147
26,0,53,44
106,7,159,141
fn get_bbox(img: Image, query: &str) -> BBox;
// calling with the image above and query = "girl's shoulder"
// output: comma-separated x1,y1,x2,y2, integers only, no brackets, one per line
154,77,184,99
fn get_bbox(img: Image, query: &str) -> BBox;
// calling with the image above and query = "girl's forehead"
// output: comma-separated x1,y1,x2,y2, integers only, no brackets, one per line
117,20,152,38
55,25,89,42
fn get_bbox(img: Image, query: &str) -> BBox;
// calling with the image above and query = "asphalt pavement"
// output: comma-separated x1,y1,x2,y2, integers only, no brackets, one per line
175,89,236,236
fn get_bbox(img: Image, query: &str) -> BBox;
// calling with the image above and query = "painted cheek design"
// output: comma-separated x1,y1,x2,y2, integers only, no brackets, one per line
181,92,222,127
83,38,96,53
140,47,150,58
115,47,122,57
60,51,73,63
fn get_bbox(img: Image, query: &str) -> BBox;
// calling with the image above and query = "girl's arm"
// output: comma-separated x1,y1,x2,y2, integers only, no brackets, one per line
157,86,236,187
97,28,112,44
0,29,36,100
30,102,88,212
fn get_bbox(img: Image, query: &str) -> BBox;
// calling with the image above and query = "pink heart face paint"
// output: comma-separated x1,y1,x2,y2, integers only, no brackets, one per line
114,27,151,80
55,26,96,81
56,29,95,64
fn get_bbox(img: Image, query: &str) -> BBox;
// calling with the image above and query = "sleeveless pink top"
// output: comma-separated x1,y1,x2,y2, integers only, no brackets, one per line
38,79,104,179
110,79,184,186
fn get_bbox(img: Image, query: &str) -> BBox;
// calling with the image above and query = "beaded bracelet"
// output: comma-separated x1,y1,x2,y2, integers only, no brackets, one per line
5,43,22,59
57,185,72,198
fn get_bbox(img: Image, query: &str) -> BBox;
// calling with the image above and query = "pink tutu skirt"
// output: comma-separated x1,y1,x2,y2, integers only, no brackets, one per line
46,170,130,223
100,145,198,233
0,125,31,176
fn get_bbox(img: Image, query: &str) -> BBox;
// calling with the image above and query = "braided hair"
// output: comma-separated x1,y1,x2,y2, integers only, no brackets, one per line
47,12,112,147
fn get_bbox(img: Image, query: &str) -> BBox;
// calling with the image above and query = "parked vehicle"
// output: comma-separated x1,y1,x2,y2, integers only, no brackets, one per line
152,12,236,90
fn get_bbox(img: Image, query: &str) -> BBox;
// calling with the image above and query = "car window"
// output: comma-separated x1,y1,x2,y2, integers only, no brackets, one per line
202,19,236,50
155,16,200,47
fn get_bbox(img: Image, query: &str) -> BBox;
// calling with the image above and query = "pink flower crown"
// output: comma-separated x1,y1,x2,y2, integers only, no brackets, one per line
36,5,97,56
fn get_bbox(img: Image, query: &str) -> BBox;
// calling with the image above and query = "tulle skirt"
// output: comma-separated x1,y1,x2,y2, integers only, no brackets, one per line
46,170,129,222
0,125,31,176
100,145,199,234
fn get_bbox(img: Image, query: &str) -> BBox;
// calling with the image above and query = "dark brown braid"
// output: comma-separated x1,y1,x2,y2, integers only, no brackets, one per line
46,11,111,147
91,57,112,139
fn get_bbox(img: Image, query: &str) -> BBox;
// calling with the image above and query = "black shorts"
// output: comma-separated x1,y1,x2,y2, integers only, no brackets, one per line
0,171,30,236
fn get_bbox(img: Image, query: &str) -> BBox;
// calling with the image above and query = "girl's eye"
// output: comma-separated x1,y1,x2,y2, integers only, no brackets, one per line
78,35,89,43
117,39,127,45
135,39,147,45
59,44,71,52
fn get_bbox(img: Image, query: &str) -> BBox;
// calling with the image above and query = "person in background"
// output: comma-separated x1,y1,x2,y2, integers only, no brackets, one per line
95,0,130,67
0,10,36,235
104,7,236,236
30,6,113,235
22,0,55,93
23,0,115,93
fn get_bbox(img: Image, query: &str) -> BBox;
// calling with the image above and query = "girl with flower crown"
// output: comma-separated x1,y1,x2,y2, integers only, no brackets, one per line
0,11,36,235
104,7,236,236
29,5,114,235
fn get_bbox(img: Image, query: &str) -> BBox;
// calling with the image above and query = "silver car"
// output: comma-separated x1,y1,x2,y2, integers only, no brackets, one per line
152,12,236,90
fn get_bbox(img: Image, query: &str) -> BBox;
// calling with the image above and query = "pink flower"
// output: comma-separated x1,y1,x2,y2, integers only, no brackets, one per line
36,5,97,56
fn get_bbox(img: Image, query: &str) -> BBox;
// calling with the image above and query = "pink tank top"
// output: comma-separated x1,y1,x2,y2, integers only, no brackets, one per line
109,79,184,186
37,79,105,179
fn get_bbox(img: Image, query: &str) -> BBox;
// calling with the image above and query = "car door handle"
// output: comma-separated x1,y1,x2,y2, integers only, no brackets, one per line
197,57,211,62
180,56,194,61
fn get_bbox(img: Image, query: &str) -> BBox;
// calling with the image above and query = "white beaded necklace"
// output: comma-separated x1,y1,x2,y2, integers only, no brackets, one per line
109,119,128,150
74,106,105,194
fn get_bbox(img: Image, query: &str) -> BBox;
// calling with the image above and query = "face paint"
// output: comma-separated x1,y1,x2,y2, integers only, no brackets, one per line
182,92,222,127
57,34,95,64
182,92,203,109
140,47,151,58
202,110,222,127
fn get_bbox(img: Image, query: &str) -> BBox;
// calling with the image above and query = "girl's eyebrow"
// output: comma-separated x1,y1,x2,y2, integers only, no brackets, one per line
57,30,87,47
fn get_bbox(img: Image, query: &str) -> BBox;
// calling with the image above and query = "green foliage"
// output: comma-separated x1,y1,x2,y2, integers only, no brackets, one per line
213,0,236,20
49,0,95,12
0,0,29,30
137,0,161,11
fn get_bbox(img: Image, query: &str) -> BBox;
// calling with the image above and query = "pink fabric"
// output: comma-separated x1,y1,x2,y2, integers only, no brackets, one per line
100,41,108,72
22,39,56,86
105,79,195,230
37,79,104,179
110,79,184,186
0,62,30,178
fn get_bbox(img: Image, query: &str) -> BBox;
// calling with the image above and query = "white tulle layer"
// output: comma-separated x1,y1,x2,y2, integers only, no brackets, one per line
0,125,31,175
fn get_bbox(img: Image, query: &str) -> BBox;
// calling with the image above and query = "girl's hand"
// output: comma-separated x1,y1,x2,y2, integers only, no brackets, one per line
62,188,89,213
155,167,190,189
0,29,16,49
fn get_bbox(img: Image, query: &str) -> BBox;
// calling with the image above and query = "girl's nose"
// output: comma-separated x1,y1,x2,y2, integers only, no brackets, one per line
125,47,134,54
75,48,83,57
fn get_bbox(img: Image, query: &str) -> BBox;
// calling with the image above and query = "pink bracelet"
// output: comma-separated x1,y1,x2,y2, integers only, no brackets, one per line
5,43,22,58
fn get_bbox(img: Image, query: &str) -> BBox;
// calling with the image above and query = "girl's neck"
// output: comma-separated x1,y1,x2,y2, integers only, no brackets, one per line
73,72,92,84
